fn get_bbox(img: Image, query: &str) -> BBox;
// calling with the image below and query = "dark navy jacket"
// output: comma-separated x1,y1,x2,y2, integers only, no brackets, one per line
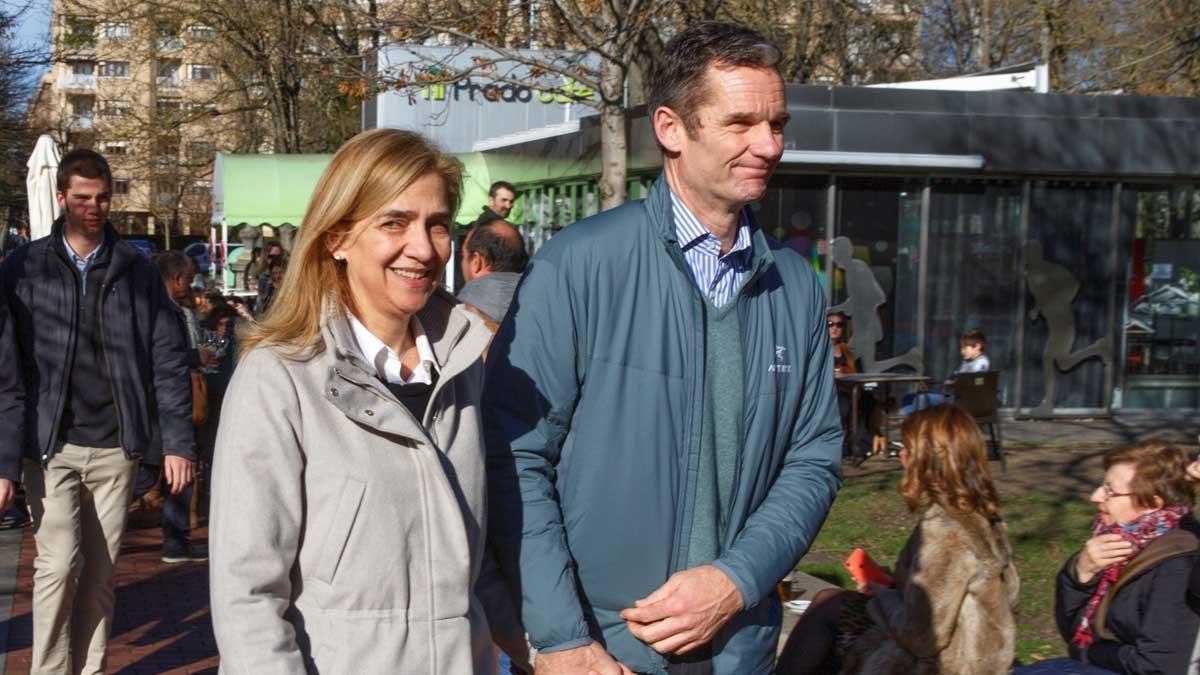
483,176,843,674
0,218,194,479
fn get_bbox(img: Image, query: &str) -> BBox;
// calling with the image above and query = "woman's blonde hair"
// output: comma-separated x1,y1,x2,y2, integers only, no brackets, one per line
898,404,1001,520
240,129,462,358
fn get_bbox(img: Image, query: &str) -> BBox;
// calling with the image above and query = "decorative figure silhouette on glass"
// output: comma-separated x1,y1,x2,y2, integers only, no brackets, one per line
829,236,923,373
1022,240,1111,416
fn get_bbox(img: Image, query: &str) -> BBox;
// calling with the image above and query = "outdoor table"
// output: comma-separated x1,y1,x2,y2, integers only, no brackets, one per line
835,373,932,462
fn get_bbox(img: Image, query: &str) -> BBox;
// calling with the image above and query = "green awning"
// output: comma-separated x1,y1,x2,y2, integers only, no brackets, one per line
211,153,332,227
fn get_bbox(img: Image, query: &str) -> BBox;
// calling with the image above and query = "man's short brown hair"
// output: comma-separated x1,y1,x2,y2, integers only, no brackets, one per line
647,22,781,143
56,148,112,192
1104,440,1194,510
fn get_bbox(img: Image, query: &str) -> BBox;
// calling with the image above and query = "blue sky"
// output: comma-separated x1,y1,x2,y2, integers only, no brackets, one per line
9,0,52,59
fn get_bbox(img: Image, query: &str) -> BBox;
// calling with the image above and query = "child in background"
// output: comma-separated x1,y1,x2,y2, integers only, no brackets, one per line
901,329,991,415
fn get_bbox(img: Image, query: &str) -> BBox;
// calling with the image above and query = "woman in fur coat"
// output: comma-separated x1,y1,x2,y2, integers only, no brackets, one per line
778,404,1020,674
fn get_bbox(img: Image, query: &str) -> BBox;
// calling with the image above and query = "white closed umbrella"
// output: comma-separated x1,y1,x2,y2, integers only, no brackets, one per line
26,134,62,241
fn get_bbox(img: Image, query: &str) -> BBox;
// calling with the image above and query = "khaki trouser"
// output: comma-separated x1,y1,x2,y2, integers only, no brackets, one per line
24,444,138,675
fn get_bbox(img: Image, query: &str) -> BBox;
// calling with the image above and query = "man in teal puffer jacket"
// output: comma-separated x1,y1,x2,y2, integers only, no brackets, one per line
483,21,843,675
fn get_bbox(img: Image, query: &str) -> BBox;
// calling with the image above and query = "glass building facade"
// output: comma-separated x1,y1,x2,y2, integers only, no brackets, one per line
751,174,1200,413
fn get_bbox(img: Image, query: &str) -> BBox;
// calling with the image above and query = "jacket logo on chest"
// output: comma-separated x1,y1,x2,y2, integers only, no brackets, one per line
769,345,793,373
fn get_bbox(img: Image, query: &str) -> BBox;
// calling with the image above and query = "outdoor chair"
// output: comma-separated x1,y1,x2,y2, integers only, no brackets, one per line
952,370,1006,472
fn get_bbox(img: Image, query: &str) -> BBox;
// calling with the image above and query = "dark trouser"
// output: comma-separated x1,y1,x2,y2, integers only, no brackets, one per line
161,484,192,552
1012,659,1119,674
131,464,191,551
665,645,713,675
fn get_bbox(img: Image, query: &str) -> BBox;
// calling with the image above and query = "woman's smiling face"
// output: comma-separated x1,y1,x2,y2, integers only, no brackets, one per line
334,172,453,326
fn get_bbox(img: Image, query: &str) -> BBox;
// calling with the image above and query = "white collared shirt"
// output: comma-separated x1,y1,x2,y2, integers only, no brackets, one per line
62,233,103,294
348,313,438,386
669,189,752,308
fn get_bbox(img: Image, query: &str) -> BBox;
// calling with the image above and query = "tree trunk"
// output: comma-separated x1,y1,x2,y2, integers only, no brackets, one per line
598,60,627,211
981,0,992,69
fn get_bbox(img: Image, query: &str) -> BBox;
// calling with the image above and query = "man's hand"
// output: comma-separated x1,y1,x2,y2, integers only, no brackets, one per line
620,565,744,656
0,478,14,512
1075,533,1134,584
162,455,195,495
534,641,631,675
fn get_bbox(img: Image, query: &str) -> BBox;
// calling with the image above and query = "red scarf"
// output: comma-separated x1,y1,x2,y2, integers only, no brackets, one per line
1071,505,1190,649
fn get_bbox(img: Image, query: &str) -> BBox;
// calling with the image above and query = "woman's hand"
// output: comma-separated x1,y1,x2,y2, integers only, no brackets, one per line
855,566,893,595
1186,457,1200,482
856,580,892,597
1074,533,1134,584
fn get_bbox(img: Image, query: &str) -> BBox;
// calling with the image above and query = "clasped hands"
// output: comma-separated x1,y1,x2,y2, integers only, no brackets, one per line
534,565,743,675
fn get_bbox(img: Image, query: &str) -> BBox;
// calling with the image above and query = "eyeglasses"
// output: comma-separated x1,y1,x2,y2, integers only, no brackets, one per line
1100,484,1133,499
827,321,844,328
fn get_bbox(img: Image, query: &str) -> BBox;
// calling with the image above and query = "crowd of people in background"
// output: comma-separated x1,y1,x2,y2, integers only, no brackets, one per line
0,19,1198,675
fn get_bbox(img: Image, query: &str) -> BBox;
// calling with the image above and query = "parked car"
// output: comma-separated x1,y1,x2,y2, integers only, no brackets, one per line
126,239,158,258
184,241,211,272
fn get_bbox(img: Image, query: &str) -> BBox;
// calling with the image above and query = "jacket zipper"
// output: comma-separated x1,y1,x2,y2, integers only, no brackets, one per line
722,258,770,537
98,280,126,456
45,257,79,464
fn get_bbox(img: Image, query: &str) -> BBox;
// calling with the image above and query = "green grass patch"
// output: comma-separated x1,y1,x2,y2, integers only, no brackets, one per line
797,473,1097,664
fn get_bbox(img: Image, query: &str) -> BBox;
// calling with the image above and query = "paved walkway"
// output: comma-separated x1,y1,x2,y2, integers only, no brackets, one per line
1,524,215,675
0,412,1193,671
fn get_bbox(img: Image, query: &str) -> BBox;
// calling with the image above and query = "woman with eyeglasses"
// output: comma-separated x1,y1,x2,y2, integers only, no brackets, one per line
829,312,863,462
828,311,855,376
1016,441,1199,675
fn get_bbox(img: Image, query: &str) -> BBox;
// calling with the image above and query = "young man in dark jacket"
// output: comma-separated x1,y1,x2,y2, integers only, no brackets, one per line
472,180,516,226
484,22,842,675
0,149,195,673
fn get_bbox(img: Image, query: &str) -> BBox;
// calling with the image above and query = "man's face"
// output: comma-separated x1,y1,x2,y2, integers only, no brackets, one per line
665,66,788,209
57,175,112,238
488,188,515,218
169,261,197,306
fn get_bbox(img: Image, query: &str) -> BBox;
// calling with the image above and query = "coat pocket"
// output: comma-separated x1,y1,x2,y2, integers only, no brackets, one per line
316,477,366,585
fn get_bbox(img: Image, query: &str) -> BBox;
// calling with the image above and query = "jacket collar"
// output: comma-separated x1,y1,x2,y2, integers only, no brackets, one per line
319,289,491,439
46,215,141,280
646,174,777,281
323,289,488,374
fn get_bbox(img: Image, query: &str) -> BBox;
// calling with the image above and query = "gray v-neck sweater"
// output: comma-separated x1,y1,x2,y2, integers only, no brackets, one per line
685,299,744,569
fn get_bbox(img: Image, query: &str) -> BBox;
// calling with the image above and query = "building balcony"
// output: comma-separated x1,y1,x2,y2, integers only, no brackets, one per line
157,37,184,53
62,74,97,90
156,76,182,92
71,115,95,129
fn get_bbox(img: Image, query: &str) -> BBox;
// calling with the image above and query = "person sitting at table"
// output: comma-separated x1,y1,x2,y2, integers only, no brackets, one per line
830,312,875,462
1014,440,1199,675
830,311,856,376
901,328,990,415
776,404,1020,674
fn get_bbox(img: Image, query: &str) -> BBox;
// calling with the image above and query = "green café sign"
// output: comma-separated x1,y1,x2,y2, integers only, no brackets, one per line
421,77,596,105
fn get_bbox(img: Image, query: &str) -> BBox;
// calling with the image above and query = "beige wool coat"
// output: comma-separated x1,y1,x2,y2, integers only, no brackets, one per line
209,292,521,674
842,504,1021,675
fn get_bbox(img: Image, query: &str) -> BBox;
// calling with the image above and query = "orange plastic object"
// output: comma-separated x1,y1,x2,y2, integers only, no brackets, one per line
844,548,893,586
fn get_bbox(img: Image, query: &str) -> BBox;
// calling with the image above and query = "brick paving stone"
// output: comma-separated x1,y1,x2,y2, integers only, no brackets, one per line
4,522,217,674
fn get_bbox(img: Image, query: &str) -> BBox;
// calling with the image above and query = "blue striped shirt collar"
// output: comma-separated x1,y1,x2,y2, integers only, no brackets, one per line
669,189,752,263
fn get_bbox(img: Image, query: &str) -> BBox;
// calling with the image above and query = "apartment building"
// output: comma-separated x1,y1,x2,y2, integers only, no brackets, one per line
27,3,253,236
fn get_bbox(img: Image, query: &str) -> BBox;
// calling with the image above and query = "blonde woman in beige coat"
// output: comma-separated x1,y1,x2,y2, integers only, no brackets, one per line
209,129,526,674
